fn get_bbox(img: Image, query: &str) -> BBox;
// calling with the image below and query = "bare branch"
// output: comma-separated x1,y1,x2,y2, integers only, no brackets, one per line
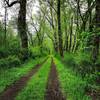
5,0,20,7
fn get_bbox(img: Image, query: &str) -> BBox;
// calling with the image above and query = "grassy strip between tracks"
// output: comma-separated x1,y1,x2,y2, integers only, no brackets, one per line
16,58,51,100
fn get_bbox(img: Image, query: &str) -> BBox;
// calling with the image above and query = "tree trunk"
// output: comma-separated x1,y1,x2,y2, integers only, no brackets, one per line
4,1,7,47
81,20,86,32
72,33,76,53
87,0,93,32
92,0,100,62
54,32,58,52
69,17,73,52
57,0,63,57
65,30,69,52
18,0,28,60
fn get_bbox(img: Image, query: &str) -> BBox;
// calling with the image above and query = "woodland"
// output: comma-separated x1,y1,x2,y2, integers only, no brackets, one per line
0,0,100,100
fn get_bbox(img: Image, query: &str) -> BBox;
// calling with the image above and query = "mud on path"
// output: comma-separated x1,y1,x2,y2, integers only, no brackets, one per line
45,58,66,100
0,58,48,100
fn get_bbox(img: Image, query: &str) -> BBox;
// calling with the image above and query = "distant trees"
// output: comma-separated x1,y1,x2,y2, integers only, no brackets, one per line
1,0,99,62
34,0,99,59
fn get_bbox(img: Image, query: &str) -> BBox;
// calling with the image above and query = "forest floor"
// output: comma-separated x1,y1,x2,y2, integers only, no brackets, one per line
0,56,96,100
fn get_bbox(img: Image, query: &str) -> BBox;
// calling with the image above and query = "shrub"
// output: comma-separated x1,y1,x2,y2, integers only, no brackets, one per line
77,59,93,77
18,48,29,61
0,48,10,59
7,55,21,67
0,55,21,68
85,72,100,99
74,52,93,77
63,53,76,68
54,53,61,60
95,56,100,71
0,40,20,59
8,39,20,55
29,46,42,59
63,52,93,77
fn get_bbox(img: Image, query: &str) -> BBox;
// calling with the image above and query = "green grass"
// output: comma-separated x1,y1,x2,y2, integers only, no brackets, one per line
54,57,91,100
15,58,51,100
0,57,46,94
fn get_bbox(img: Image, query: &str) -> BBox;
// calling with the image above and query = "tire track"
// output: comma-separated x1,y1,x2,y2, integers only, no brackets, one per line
45,58,66,100
0,58,48,100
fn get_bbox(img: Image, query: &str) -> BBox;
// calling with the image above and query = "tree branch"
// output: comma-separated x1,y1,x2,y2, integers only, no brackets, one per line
83,1,96,19
5,0,20,7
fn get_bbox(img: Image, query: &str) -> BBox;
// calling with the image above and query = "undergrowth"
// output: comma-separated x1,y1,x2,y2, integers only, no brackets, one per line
54,57,91,100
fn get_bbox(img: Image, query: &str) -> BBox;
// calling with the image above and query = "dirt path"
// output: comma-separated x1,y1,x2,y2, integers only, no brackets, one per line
45,58,66,100
0,58,48,100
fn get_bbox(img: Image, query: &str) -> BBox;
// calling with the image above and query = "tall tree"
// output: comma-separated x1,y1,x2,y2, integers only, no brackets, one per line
92,0,100,62
57,0,63,56
4,0,7,47
18,0,28,60
5,0,28,60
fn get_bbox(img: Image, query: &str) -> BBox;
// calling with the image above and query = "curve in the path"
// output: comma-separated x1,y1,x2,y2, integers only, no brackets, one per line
45,58,66,100
0,58,48,100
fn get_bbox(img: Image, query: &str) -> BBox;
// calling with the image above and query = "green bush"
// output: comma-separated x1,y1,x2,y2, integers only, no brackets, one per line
29,46,42,59
85,72,100,99
95,56,100,69
77,59,93,77
0,48,10,59
74,52,93,77
18,48,29,61
8,39,20,55
0,39,20,59
63,53,76,68
7,55,21,67
63,52,93,77
0,55,21,68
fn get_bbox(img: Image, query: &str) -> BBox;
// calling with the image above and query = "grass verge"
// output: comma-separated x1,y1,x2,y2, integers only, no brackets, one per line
15,58,51,100
54,57,91,100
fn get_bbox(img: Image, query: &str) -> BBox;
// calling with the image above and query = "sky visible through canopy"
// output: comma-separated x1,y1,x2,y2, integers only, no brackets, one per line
0,0,39,26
